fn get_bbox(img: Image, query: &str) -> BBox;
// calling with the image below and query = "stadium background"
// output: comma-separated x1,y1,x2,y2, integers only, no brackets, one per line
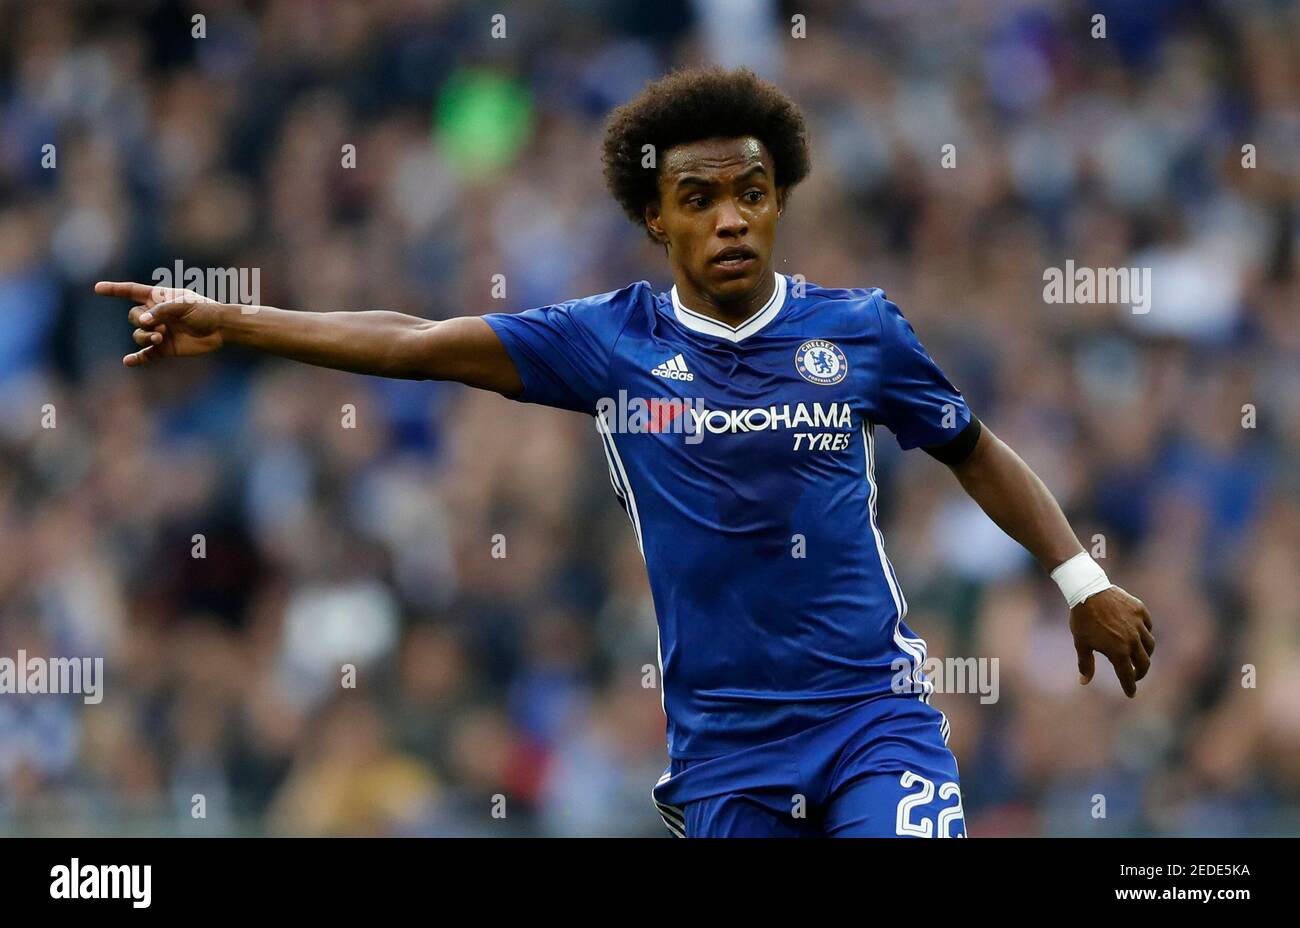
1,0,1297,837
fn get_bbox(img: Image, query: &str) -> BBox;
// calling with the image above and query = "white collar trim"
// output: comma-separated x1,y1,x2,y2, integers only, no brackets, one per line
670,272,787,343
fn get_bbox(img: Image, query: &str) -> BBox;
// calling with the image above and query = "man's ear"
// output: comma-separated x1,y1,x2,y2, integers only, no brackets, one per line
776,187,787,217
644,203,668,246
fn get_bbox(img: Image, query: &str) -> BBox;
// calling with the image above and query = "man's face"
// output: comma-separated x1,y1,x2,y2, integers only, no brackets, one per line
646,136,783,306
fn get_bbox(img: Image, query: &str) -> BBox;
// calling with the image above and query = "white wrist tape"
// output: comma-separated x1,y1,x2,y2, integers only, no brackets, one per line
1050,552,1113,609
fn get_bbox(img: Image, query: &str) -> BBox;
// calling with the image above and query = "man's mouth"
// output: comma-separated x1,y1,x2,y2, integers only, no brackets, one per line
712,247,757,271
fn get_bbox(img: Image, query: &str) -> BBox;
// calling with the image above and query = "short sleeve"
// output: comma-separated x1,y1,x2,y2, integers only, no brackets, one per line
483,284,641,414
872,292,972,450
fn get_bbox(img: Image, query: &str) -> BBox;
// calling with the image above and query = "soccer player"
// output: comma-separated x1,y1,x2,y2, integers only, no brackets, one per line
96,66,1154,837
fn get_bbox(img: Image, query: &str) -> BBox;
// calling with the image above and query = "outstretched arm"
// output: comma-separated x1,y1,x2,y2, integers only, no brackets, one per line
93,282,523,395
940,422,1156,697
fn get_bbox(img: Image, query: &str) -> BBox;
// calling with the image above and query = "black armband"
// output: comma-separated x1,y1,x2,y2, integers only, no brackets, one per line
922,416,982,466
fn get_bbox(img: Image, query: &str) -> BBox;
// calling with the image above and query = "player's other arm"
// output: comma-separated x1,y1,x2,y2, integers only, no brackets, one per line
93,282,523,396
931,421,1156,698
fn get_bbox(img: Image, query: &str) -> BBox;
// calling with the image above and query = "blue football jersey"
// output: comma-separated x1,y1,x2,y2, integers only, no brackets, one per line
484,273,972,759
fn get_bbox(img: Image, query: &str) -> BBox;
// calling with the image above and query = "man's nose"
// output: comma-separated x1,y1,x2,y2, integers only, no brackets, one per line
715,198,748,236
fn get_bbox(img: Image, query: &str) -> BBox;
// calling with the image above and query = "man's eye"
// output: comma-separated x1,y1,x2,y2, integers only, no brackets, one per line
689,196,708,208
745,190,764,203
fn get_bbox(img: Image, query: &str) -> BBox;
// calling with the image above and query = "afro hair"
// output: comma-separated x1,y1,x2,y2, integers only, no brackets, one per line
601,66,811,238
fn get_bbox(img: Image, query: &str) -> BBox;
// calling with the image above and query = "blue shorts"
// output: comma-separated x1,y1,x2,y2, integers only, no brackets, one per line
652,695,965,837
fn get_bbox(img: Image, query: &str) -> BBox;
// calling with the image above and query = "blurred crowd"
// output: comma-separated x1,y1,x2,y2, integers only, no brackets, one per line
1,0,1297,836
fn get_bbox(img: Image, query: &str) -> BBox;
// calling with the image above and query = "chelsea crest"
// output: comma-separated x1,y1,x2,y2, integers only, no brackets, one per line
795,339,848,386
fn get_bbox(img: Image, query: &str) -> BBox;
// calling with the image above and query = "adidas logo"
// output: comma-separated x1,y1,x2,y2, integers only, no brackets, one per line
650,353,694,381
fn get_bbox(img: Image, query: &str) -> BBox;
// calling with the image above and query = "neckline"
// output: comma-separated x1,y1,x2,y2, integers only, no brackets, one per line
669,272,787,343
